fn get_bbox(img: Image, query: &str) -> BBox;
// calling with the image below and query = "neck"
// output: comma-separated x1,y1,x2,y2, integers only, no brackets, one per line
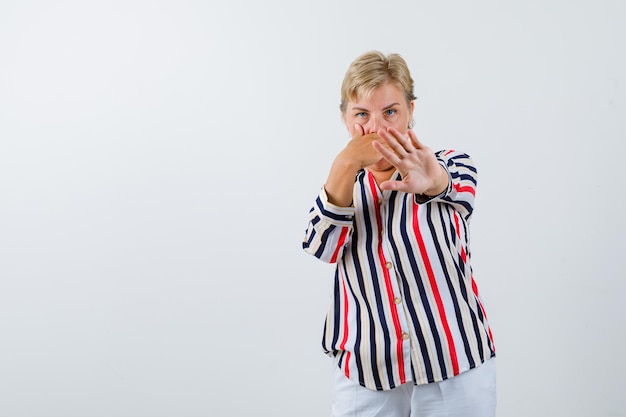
368,167,396,185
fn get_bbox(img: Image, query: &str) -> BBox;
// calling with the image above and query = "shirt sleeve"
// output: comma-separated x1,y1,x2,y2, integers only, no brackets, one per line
414,150,478,221
302,187,355,264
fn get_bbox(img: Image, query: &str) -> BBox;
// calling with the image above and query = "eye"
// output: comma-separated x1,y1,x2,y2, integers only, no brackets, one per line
384,109,397,116
355,112,368,118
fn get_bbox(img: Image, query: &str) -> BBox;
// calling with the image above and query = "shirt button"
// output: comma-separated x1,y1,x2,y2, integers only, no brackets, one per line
394,297,402,305
402,333,409,340
385,262,393,269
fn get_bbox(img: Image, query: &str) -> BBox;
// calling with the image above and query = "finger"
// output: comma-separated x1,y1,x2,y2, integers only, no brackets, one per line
372,139,401,163
379,179,411,193
408,130,424,149
380,128,411,155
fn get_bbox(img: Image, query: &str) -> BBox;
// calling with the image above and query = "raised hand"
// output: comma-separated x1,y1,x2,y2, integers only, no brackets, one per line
372,127,448,196
340,124,385,170
324,124,388,207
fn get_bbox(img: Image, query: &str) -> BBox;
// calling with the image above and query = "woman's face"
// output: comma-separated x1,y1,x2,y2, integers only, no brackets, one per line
344,82,414,136
343,81,414,171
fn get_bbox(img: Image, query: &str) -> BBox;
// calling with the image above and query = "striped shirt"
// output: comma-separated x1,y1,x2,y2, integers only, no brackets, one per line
302,150,495,391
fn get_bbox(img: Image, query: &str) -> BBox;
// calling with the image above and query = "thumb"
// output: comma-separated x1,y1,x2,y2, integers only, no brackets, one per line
354,124,365,136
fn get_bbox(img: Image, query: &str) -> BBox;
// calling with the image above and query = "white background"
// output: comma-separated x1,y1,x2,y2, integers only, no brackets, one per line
1,1,625,416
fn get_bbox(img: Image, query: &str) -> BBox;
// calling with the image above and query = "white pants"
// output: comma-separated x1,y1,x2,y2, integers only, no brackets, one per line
331,359,496,417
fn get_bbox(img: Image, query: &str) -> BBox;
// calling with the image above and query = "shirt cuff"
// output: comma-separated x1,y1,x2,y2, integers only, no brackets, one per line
317,187,355,224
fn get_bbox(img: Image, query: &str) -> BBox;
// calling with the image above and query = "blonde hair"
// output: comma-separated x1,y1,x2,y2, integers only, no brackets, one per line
340,51,416,115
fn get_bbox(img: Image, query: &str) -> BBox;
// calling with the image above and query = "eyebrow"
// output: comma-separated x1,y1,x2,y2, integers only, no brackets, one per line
351,102,400,112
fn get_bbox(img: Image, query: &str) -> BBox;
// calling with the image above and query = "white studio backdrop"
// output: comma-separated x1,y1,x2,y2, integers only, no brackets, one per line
0,0,624,416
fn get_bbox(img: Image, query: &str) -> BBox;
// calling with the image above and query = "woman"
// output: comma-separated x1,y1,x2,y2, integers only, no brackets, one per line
302,51,497,417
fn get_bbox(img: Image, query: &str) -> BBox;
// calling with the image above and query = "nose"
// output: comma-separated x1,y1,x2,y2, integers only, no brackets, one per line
366,114,385,134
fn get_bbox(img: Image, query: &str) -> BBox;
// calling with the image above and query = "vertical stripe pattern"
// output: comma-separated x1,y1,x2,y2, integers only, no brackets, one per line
303,150,495,391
